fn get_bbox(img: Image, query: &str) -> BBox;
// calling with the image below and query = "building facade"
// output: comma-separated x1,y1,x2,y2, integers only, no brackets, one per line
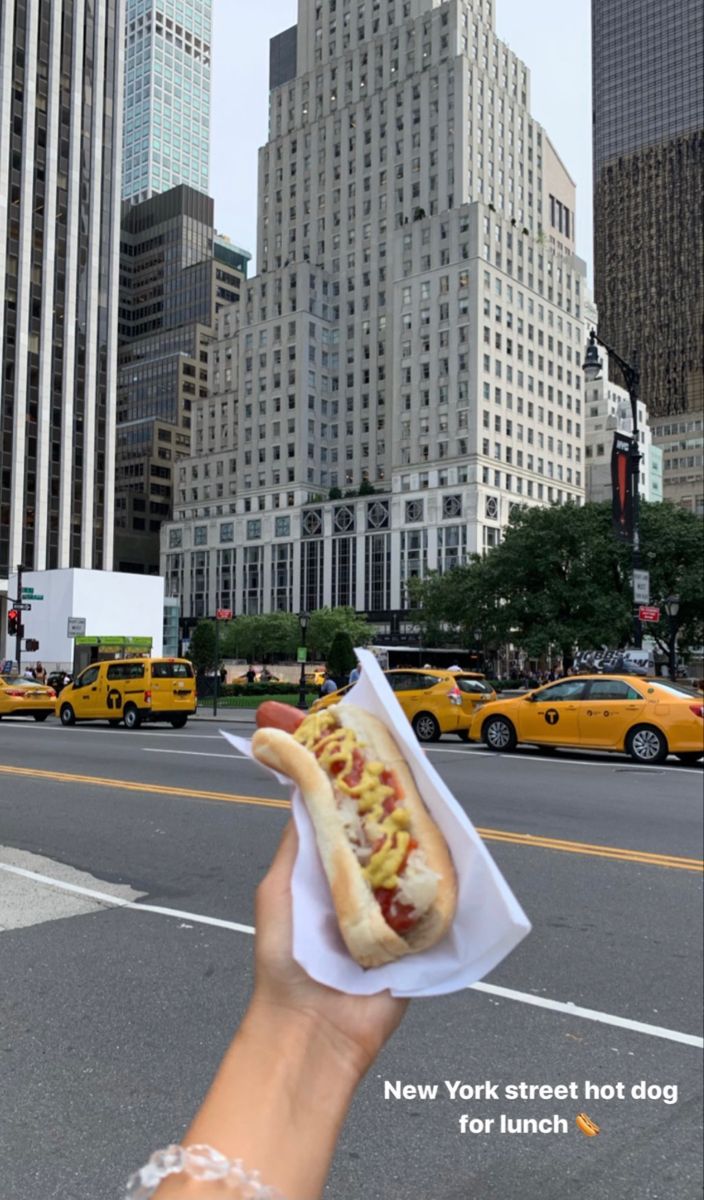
0,0,125,588
592,0,704,510
122,0,211,204
116,186,248,572
162,0,587,625
584,378,659,505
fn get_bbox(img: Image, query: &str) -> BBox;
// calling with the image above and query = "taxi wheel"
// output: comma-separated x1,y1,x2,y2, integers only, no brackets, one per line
413,712,440,742
483,716,517,753
34,713,50,722
123,704,142,730
676,752,703,765
169,715,188,729
60,703,76,726
626,725,668,765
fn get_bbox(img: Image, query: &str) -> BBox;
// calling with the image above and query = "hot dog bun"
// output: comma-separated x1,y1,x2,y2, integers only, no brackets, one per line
252,704,457,968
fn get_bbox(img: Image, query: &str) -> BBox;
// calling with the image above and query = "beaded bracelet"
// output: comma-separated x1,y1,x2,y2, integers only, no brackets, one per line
125,1144,286,1198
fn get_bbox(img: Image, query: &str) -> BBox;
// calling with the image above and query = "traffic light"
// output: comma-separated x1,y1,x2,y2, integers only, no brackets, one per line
7,609,18,636
25,638,39,652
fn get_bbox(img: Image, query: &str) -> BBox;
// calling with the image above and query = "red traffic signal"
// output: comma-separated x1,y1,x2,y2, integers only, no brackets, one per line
7,609,18,636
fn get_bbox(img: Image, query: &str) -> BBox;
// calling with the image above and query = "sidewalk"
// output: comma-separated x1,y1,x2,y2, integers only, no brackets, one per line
192,707,258,723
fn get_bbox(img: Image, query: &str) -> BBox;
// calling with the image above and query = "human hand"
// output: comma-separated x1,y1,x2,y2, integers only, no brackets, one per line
251,821,408,1081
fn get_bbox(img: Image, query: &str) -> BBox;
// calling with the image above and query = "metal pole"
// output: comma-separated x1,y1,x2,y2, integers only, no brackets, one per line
297,620,308,710
628,381,642,649
15,563,23,674
213,618,219,717
668,618,677,679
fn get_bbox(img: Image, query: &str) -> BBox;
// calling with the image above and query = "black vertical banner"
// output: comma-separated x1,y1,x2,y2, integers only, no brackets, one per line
611,433,634,541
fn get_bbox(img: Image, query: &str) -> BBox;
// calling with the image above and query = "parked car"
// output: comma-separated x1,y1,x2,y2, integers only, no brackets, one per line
0,675,56,721
469,675,704,765
310,668,496,742
56,658,196,729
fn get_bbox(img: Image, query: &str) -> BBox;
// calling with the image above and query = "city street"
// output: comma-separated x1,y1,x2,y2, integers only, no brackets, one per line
0,717,701,1199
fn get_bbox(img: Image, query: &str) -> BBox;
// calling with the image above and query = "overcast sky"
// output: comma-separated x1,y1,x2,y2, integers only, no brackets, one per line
211,0,592,279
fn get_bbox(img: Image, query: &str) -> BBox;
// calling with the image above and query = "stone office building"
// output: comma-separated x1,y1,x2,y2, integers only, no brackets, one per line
162,0,588,625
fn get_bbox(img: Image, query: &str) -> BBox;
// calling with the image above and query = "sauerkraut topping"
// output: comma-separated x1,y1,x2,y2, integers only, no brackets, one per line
294,709,440,934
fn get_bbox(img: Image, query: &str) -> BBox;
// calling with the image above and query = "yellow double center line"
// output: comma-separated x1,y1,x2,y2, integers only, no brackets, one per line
0,763,701,873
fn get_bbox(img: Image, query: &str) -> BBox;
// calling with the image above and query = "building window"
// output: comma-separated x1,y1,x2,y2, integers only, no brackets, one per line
246,519,262,539
301,539,324,610
217,549,235,611
405,499,423,523
194,525,207,546
190,550,210,618
274,515,291,537
242,546,263,614
364,532,391,612
332,536,357,607
400,529,428,606
271,543,293,611
442,494,462,519
437,525,467,573
169,528,183,549
219,522,234,543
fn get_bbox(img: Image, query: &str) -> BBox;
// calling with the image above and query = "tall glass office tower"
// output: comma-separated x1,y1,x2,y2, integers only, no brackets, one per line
122,0,211,204
592,0,703,509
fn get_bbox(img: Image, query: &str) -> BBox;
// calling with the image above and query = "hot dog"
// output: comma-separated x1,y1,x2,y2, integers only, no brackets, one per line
256,700,305,735
252,704,457,968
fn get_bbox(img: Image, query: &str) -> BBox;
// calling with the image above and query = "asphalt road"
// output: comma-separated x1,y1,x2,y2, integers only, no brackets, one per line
0,716,702,1200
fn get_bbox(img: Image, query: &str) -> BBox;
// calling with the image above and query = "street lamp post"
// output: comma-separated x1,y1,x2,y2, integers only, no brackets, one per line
583,329,642,647
297,611,309,710
664,594,680,680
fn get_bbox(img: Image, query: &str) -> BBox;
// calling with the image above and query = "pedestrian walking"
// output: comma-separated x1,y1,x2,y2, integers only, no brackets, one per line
246,665,257,685
348,661,362,685
34,662,47,684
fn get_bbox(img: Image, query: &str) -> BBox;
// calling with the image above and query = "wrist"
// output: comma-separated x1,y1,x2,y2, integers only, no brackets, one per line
244,994,367,1090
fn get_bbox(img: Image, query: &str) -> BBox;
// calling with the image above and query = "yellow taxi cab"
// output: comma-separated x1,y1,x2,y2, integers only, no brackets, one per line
310,668,496,742
56,658,196,730
469,674,704,765
0,675,56,721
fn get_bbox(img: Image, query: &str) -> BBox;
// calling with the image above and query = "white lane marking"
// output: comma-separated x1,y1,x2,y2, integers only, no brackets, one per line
0,725,227,741
0,862,254,934
2,860,701,1050
427,747,702,774
142,749,239,760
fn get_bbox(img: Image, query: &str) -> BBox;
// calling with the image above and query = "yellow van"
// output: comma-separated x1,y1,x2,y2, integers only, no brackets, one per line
57,658,196,729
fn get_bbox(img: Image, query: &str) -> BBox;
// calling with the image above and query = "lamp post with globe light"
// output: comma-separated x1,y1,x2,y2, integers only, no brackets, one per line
664,594,681,680
297,611,309,710
582,329,642,647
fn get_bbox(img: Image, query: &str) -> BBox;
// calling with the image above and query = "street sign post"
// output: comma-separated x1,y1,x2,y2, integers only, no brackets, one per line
633,569,650,605
67,617,87,637
215,609,232,620
15,602,32,611
638,606,661,623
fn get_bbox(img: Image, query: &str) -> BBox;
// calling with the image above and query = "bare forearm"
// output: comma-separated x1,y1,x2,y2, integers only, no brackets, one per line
155,1000,361,1199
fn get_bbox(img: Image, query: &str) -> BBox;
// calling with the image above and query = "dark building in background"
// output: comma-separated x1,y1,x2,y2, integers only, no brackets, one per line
0,0,125,585
116,185,249,573
592,0,704,512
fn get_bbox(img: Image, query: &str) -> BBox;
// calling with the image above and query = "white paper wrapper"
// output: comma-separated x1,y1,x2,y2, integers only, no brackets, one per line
221,647,530,997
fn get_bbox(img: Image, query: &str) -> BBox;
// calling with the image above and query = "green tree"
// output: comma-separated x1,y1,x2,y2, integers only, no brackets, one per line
326,630,357,682
222,613,298,662
307,607,371,660
638,502,704,661
408,501,704,668
188,621,217,673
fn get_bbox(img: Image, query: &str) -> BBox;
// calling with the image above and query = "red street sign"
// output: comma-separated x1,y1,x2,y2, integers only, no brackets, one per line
215,609,232,620
638,606,661,623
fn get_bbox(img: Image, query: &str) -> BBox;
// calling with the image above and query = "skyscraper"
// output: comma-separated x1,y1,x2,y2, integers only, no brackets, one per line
122,0,211,204
162,0,587,623
0,0,125,585
115,186,249,573
592,0,704,511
